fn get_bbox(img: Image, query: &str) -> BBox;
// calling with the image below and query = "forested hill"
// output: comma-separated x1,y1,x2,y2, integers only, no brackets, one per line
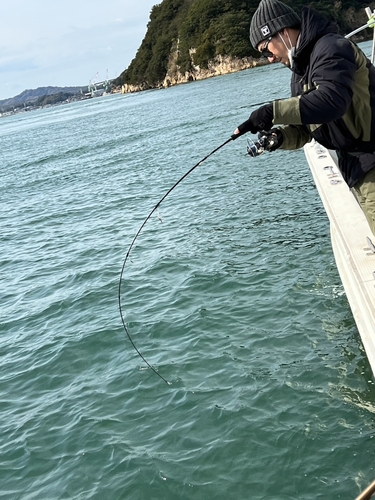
115,0,375,90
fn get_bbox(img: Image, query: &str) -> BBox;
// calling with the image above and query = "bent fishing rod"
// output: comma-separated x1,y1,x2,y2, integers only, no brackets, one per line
118,131,275,384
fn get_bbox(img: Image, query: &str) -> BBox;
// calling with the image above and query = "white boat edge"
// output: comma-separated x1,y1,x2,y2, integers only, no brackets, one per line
304,141,375,377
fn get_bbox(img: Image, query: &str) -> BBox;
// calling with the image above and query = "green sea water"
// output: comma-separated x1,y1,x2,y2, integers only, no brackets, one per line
1,44,375,499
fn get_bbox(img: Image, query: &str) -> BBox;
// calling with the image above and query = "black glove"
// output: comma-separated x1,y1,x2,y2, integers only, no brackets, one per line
258,128,283,151
237,104,274,135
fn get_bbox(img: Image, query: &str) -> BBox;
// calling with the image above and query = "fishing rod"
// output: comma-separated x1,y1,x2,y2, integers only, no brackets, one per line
118,131,276,384
345,13,375,39
355,479,375,500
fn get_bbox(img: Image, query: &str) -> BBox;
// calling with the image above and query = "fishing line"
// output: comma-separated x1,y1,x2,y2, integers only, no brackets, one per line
118,134,238,385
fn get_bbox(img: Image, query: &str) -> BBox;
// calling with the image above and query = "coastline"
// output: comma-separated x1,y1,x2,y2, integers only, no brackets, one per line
118,55,269,94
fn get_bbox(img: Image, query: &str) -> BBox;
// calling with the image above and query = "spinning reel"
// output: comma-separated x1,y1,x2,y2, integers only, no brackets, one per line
246,131,279,157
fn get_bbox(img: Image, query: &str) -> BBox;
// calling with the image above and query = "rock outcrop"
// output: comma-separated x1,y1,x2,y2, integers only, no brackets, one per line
119,46,268,94
162,52,268,88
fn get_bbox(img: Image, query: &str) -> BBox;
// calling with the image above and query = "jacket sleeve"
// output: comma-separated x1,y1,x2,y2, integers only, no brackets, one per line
273,35,357,126
278,125,312,150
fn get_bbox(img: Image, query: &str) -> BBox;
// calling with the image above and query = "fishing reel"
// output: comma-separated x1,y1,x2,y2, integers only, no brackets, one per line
246,131,279,157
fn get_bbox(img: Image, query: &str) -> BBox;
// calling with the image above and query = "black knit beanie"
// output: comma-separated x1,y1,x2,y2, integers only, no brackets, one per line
250,0,301,50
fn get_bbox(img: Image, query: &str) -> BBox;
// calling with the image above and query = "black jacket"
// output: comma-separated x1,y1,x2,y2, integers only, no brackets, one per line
275,8,375,186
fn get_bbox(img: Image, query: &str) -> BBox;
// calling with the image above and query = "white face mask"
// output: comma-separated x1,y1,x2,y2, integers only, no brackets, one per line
279,31,295,69
287,46,296,68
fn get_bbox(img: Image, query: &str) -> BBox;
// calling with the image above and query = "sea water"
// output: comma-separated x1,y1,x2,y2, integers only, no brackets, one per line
1,43,375,499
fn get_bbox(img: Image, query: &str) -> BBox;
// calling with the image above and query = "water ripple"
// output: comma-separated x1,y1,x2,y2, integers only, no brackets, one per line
1,53,375,499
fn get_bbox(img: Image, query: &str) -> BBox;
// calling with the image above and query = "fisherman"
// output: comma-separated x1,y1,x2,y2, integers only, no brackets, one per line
233,0,375,236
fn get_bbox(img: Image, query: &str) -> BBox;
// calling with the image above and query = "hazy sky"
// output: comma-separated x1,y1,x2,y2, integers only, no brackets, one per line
0,0,157,100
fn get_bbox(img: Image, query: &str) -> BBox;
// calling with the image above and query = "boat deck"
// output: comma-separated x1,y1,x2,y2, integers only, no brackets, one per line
304,141,375,377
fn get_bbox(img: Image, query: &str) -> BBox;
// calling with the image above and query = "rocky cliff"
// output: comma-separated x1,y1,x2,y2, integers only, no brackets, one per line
120,51,268,93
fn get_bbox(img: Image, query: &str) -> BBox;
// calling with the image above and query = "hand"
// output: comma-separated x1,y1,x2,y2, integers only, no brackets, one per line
234,104,274,137
258,128,283,151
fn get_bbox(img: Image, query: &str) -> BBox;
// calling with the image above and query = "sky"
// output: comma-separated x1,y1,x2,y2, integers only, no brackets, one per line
0,0,158,100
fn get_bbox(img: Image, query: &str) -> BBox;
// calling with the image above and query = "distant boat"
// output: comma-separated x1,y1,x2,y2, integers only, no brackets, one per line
84,71,111,98
103,79,111,95
84,84,106,98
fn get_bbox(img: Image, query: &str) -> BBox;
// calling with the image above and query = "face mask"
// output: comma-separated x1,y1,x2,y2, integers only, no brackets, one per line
279,31,296,70
287,46,296,69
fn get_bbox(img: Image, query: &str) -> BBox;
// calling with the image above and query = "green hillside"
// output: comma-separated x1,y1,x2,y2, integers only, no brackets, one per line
116,0,375,89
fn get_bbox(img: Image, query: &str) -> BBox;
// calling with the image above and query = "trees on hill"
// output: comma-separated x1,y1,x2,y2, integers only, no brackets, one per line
116,0,374,89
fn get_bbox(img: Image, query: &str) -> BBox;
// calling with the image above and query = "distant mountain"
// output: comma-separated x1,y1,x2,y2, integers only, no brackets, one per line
0,86,87,111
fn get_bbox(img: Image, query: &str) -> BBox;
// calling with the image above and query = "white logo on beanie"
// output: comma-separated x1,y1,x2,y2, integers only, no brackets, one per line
261,25,271,36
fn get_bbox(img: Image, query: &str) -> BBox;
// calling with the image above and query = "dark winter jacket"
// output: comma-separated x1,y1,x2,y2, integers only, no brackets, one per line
275,7,375,186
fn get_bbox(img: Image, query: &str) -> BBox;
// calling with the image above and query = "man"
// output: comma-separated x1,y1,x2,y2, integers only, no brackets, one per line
234,0,375,236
